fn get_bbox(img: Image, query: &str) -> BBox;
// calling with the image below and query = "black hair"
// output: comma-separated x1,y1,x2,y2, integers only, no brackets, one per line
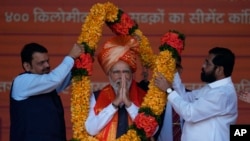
21,43,48,64
175,54,183,70
209,47,235,77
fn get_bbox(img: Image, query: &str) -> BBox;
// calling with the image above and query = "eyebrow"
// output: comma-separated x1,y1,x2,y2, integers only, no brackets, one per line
111,68,130,71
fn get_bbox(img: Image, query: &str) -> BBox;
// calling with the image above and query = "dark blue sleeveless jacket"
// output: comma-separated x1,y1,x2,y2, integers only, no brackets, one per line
10,84,66,141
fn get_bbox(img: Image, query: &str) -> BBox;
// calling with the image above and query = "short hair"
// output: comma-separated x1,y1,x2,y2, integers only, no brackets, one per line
175,54,182,70
21,43,48,64
209,47,235,77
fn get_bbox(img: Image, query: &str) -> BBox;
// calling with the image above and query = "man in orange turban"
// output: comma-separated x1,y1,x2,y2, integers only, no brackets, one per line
85,35,147,140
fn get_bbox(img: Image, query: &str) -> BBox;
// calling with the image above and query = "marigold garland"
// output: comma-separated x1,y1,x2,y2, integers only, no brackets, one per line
71,2,185,141
71,76,93,140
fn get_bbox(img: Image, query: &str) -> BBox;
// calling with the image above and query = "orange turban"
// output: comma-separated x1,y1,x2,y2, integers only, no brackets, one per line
98,35,139,74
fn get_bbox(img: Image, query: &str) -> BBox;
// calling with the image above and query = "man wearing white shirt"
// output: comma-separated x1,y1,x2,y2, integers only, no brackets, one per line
85,36,147,140
10,42,83,141
155,47,237,141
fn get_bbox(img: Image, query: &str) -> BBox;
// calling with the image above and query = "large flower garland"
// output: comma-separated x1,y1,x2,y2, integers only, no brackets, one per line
71,2,185,141
117,30,185,141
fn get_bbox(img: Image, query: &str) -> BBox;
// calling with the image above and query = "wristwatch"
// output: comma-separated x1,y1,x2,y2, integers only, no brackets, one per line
166,88,174,94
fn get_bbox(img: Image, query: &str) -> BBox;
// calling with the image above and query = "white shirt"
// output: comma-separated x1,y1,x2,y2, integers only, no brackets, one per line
85,93,139,136
168,73,238,141
12,56,73,100
157,78,186,141
157,102,184,141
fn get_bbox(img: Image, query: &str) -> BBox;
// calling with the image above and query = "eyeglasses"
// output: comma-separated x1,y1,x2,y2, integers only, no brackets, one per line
111,70,132,76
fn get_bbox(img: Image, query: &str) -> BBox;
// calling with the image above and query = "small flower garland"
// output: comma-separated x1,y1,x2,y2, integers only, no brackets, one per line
71,2,185,141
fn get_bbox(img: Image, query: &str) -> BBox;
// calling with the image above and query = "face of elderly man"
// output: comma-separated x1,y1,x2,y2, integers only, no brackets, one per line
108,60,132,94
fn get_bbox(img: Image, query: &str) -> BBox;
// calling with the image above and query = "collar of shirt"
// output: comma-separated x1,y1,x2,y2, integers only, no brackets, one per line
208,77,232,89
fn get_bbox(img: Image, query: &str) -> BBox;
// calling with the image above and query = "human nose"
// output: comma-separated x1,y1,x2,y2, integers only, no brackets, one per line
44,61,50,68
202,61,206,68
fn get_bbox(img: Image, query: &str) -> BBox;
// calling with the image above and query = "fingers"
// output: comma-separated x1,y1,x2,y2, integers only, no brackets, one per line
69,43,85,59
120,74,130,104
154,77,162,88
157,72,165,78
120,74,126,98
121,73,126,89
79,44,85,53
154,72,169,91
75,43,85,53
155,74,164,84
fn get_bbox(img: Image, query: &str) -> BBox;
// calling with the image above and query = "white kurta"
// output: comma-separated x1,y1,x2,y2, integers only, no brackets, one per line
168,73,238,141
85,94,139,135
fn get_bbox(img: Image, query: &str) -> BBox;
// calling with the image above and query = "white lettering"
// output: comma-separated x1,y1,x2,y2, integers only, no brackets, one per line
168,13,185,23
234,129,247,136
4,12,29,22
228,9,250,24
234,129,241,136
129,9,165,24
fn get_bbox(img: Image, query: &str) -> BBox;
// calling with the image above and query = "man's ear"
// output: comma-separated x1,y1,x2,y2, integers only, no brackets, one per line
23,62,31,72
216,66,224,77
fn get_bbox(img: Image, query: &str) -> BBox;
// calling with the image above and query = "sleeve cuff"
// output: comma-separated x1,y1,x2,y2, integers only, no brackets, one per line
108,103,118,111
168,90,179,102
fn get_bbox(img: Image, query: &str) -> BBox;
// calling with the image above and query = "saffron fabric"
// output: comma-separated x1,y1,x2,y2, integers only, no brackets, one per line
97,35,139,74
85,80,146,140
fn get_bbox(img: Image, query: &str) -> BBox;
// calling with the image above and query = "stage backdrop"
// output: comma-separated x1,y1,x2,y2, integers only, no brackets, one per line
1,0,250,140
